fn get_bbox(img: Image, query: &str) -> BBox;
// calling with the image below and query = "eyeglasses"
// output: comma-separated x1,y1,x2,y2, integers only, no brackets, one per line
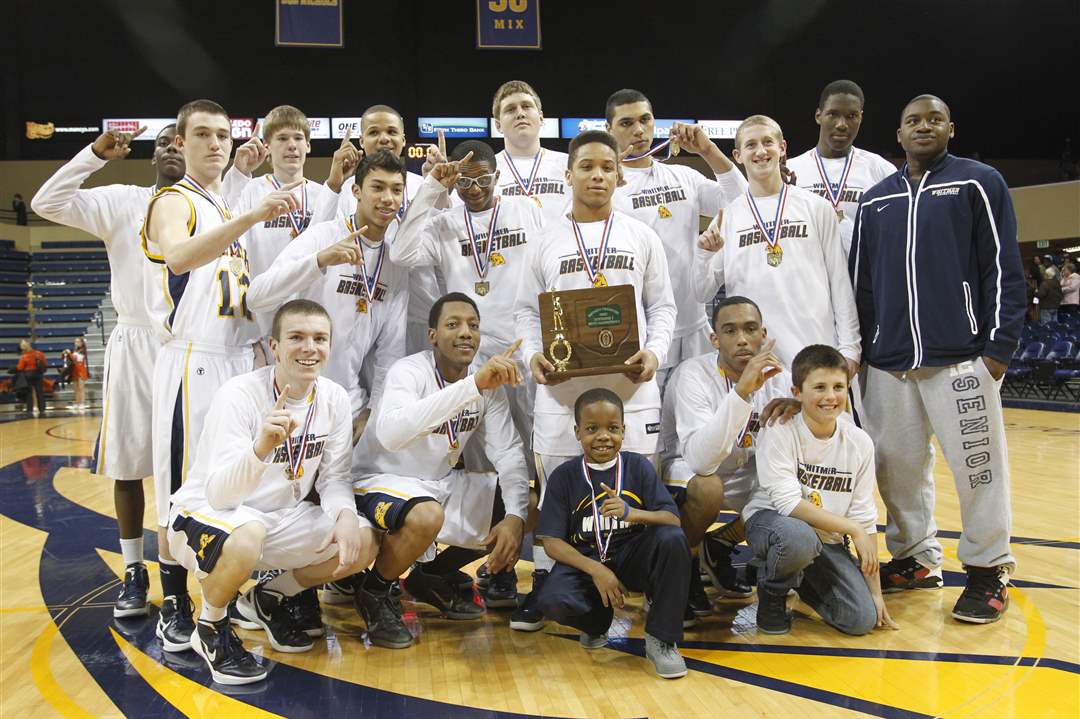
454,173,498,191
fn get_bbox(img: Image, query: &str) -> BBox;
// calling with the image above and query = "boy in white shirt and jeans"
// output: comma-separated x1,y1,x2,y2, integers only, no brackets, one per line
742,344,897,635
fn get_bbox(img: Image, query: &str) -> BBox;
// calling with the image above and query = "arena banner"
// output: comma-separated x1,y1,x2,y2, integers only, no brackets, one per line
476,0,541,50
417,117,489,139
276,0,343,48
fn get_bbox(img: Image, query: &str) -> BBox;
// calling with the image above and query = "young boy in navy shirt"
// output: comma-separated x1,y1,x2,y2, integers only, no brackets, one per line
536,388,690,679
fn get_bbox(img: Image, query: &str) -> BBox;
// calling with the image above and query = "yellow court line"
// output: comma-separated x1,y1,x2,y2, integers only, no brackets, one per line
934,548,1050,719
30,621,98,719
110,628,285,718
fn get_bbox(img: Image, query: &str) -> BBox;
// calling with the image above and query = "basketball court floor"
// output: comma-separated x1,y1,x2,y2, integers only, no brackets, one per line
0,408,1077,718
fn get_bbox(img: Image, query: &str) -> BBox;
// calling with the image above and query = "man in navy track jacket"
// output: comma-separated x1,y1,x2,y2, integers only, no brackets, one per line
849,94,1024,625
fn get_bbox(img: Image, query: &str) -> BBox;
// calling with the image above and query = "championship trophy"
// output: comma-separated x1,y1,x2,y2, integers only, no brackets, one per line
537,284,642,379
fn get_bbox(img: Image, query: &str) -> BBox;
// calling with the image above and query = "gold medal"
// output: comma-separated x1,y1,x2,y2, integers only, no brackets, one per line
592,273,608,288
474,281,490,296
356,298,368,314
835,208,845,221
490,252,505,266
658,205,672,219
229,257,244,276
767,246,783,267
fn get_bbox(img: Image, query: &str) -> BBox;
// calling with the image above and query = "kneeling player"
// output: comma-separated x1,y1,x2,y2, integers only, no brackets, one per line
537,388,690,679
351,293,529,648
660,296,796,621
742,345,897,636
167,300,376,684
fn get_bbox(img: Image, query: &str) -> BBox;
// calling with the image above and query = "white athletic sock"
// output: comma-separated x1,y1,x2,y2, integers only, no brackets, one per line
199,599,226,623
120,537,144,566
532,545,554,573
263,570,305,597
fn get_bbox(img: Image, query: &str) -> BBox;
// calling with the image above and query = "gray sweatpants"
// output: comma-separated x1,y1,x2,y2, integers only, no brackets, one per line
861,359,1014,570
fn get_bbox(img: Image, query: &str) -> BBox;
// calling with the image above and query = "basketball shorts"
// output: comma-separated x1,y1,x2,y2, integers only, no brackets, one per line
354,469,499,562
152,340,253,526
93,322,161,481
166,500,366,578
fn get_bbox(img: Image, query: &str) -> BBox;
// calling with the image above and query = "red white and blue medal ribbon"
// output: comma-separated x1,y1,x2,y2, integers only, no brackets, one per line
177,174,232,222
571,213,614,286
463,199,501,281
581,453,623,561
718,366,754,448
503,149,544,200
623,138,676,162
813,148,855,211
268,175,309,235
745,183,789,254
432,362,463,452
271,377,318,488
347,217,384,306
396,181,410,220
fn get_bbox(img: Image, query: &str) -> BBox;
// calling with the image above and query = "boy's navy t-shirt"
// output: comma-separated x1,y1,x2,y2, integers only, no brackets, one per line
537,451,679,559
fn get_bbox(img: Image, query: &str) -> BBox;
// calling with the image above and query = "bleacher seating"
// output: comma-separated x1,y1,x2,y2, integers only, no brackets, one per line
1002,312,1080,404
0,238,110,405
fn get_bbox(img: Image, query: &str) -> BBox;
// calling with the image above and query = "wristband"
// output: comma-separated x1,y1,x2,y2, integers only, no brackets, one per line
621,504,631,521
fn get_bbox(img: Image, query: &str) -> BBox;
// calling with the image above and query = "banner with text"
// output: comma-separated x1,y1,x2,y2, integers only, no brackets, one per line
476,0,541,50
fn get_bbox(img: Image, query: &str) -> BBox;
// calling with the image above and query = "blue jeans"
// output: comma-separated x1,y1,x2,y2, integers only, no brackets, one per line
745,509,877,636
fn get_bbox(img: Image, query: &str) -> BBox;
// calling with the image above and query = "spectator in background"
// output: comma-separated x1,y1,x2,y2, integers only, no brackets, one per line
12,194,28,226
13,340,47,415
1029,255,1045,286
1059,263,1079,317
1037,268,1063,324
69,337,89,411
1043,255,1060,279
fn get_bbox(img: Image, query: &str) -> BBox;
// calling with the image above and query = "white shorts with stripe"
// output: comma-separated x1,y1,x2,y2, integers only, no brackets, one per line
152,340,253,526
93,323,161,481
166,501,368,579
354,470,498,561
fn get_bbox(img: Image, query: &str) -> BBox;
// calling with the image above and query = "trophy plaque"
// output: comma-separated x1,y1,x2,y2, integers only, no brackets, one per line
538,284,642,379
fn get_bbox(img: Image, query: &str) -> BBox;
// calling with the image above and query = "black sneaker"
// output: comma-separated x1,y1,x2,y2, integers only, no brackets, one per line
952,566,1009,624
702,537,753,598
285,587,324,637
156,594,196,652
687,557,712,616
229,597,259,630
354,581,414,649
190,617,268,685
482,568,519,608
237,585,315,653
682,603,699,629
114,563,150,618
320,579,356,605
404,566,485,620
510,569,548,632
880,556,943,594
476,563,492,590
756,588,791,635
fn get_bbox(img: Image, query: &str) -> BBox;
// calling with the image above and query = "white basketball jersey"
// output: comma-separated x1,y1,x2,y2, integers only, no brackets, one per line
142,176,260,348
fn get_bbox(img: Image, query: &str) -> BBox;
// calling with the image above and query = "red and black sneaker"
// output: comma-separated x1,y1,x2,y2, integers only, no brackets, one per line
952,566,1009,624
880,556,943,593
